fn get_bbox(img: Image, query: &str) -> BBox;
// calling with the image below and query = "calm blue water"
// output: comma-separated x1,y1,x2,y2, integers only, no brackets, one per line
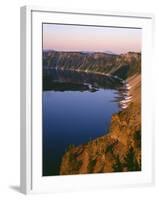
43,70,121,176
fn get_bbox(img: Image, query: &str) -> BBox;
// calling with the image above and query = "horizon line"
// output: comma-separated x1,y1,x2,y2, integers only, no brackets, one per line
43,49,141,54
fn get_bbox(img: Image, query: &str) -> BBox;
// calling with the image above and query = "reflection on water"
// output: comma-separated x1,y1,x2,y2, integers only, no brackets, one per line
43,69,123,91
42,69,128,176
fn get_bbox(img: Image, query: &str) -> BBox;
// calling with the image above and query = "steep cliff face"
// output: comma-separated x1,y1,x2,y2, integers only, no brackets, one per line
60,74,141,175
43,51,141,80
43,50,141,175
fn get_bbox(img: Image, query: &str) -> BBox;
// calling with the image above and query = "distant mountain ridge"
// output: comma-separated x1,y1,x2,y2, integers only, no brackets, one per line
43,50,141,80
104,50,117,55
43,50,141,175
59,63,141,175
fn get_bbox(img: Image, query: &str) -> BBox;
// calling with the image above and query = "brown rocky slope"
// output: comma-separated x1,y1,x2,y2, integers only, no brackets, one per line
60,74,141,175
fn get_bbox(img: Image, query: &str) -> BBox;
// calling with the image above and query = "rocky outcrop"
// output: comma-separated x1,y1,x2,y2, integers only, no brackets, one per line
43,50,141,175
43,51,141,80
60,74,141,175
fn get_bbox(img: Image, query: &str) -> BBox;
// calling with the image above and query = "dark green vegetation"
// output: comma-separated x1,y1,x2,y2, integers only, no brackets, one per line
43,68,123,91
87,159,97,173
64,151,83,174
43,81,91,92
112,155,123,172
43,50,141,175
60,100,141,174
112,146,141,172
43,51,141,80
59,51,141,175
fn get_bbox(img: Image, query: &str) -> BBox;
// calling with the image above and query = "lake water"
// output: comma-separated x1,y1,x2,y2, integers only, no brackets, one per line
43,69,122,176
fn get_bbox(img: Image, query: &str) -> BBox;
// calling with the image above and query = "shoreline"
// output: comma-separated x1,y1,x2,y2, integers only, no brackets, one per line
44,67,132,109
59,73,141,175
44,67,123,81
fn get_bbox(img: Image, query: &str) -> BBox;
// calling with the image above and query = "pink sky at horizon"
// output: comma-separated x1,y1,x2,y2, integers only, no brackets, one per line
43,24,141,54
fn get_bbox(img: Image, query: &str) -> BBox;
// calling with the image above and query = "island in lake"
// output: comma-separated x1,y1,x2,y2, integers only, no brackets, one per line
42,24,141,176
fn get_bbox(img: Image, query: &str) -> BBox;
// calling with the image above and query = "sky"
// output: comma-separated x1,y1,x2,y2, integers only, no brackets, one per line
43,23,141,54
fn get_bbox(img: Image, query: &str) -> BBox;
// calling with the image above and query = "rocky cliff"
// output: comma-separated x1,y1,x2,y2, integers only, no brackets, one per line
43,51,141,80
43,50,141,174
60,73,141,174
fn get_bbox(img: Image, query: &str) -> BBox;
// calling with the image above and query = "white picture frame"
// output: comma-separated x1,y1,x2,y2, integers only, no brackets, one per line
20,6,154,194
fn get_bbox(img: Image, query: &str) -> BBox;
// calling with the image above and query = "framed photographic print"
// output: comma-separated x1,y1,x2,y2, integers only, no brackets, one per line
20,6,154,194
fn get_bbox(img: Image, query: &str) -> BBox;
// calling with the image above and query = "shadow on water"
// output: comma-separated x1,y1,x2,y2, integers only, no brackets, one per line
43,68,123,91
42,69,127,176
